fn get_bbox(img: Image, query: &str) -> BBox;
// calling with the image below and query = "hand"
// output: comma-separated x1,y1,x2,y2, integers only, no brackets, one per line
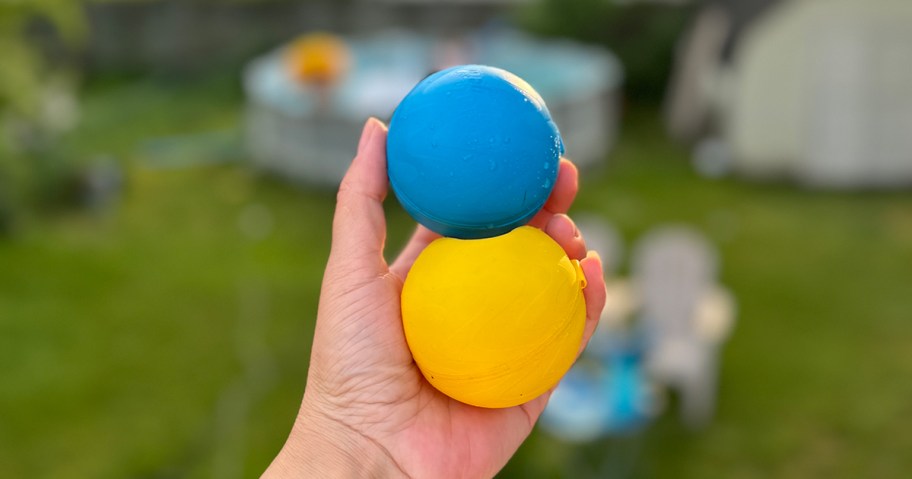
263,118,607,478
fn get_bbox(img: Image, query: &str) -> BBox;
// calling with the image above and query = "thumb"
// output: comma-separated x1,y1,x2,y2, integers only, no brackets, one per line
327,118,390,279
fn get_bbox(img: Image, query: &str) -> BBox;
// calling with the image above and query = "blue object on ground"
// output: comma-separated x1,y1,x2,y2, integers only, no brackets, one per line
541,333,652,441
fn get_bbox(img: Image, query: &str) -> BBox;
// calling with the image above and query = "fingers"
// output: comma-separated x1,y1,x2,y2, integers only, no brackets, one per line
578,251,607,355
528,159,578,229
544,214,587,261
543,159,579,216
390,158,579,280
537,159,604,351
541,209,606,356
389,225,442,281
541,210,606,355
328,118,390,278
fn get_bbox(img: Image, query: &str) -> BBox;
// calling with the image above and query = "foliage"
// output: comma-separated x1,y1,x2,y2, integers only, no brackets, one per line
0,0,86,231
520,0,694,103
0,0,85,119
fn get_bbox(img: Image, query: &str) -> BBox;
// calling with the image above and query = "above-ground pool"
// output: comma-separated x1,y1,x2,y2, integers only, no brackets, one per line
244,29,622,186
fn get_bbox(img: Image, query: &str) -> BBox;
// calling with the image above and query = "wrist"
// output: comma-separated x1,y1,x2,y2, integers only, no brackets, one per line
264,400,407,478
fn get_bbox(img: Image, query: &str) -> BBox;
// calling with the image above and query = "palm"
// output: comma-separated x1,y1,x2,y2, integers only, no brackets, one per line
312,266,551,478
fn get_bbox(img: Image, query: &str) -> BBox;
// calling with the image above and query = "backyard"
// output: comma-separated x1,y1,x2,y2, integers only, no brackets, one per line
2,76,912,478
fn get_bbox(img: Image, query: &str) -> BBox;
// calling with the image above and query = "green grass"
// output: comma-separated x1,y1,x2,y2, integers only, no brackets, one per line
2,78,912,478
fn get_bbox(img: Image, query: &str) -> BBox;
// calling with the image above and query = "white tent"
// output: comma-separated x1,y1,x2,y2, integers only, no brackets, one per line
668,0,912,188
731,0,912,187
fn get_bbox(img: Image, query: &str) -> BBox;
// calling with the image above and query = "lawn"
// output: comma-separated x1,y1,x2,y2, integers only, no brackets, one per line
1,76,911,478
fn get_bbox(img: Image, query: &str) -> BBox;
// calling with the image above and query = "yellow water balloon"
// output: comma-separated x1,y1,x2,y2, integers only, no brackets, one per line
401,226,587,408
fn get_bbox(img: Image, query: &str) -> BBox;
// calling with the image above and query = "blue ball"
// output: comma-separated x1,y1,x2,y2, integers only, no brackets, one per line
387,65,563,239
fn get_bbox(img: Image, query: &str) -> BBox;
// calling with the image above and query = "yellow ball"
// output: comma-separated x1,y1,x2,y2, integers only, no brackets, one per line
402,226,588,408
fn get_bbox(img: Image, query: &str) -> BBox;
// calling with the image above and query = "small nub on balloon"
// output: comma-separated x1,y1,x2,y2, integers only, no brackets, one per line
572,259,587,289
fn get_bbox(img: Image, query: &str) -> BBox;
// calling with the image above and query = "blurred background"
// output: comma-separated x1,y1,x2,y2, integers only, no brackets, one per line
2,0,912,477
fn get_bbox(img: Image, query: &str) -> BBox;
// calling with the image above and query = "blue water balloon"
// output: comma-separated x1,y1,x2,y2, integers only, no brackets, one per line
387,65,564,239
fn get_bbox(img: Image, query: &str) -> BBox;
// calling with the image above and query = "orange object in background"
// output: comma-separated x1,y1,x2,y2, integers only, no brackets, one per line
284,32,351,86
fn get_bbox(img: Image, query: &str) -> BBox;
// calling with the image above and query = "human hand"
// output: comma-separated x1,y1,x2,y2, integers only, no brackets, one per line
263,118,607,478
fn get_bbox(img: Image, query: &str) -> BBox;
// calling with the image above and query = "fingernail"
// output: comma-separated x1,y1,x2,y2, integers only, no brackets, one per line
589,249,603,266
358,118,377,153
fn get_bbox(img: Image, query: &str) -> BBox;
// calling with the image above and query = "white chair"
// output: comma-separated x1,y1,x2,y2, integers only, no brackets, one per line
631,226,735,428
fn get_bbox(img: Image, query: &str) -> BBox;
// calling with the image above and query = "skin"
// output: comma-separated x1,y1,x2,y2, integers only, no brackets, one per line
263,118,607,479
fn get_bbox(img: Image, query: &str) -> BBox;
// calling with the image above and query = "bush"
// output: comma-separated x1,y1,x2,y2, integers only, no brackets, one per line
0,0,86,231
520,0,694,103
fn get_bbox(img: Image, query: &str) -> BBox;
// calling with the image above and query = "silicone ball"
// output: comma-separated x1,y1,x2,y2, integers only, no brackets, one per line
387,65,564,239
401,226,588,408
